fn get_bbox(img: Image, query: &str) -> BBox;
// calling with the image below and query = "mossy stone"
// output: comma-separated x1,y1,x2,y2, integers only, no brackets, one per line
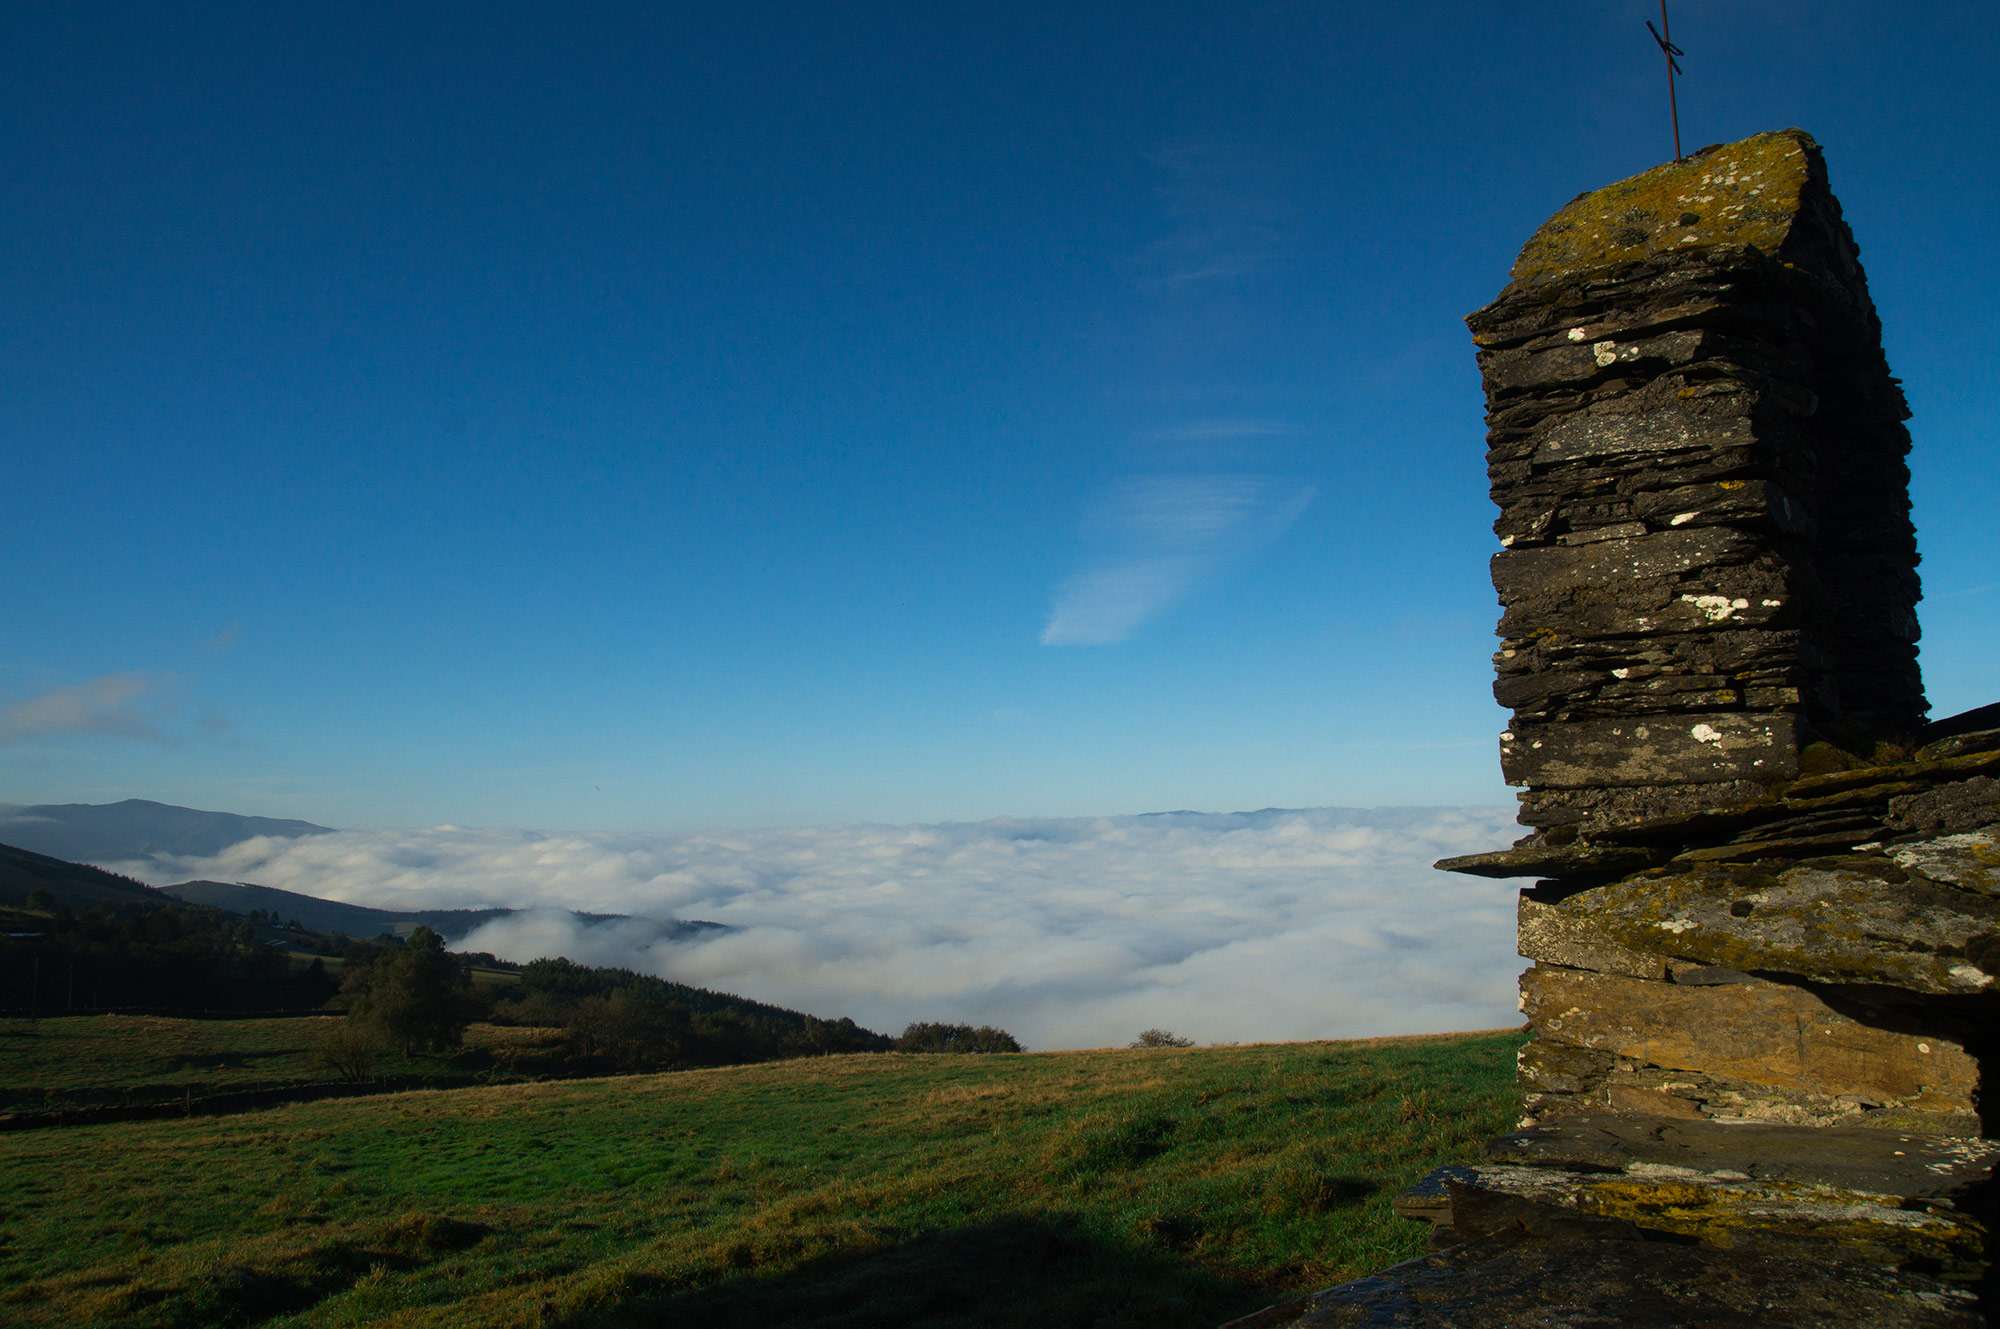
1509,130,1815,288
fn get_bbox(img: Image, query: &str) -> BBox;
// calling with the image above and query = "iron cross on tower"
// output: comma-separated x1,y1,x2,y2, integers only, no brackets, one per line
1646,1,1687,162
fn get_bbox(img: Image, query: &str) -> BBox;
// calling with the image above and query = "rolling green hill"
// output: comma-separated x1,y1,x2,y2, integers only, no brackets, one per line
0,1028,1523,1329
0,841,163,912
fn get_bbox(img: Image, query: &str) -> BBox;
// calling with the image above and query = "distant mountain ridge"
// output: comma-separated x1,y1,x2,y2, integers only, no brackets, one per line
0,799,333,866
0,798,724,948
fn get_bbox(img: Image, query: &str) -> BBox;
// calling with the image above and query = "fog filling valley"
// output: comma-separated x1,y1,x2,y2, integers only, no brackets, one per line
118,807,1520,1050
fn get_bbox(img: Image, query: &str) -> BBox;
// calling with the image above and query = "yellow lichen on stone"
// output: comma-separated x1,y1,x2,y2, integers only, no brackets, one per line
1510,130,1814,286
1565,1175,1984,1267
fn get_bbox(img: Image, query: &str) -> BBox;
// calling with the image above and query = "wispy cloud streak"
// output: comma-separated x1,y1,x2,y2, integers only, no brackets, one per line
1042,475,1314,645
121,806,1520,1050
0,674,167,746
1137,140,1289,290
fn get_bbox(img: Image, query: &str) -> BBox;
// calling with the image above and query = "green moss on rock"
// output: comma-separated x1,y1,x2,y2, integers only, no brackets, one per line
1509,130,1815,287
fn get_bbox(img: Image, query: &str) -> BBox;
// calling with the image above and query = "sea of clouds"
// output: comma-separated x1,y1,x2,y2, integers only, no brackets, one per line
118,806,1523,1050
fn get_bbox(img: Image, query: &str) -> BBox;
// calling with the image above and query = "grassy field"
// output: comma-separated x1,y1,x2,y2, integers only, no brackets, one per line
0,1029,1524,1328
0,1016,566,1114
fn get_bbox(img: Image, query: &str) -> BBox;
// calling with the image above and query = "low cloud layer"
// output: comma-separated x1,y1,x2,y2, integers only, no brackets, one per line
121,806,1522,1050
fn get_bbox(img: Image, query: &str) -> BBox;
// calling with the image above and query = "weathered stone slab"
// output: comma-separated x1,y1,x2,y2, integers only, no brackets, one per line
1518,780,1774,833
1433,842,1668,880
1483,1113,2000,1197
1519,966,1978,1117
1917,721,2000,760
1491,526,1762,597
1501,712,1797,789
1496,567,1793,639
1781,778,1932,813
1673,825,1886,863
1785,746,2000,798
1528,403,1754,465
1630,478,1814,537
1385,1161,1477,1237
1225,1228,1979,1329
1515,1037,1924,1129
1536,857,2000,993
1476,327,1712,392
1477,298,1736,355
1514,896,1671,978
1892,827,2000,894
1888,778,2000,835
1441,1162,1985,1272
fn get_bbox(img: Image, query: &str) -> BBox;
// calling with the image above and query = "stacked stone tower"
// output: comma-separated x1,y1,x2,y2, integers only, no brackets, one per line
1238,132,2000,1327
1466,128,1924,849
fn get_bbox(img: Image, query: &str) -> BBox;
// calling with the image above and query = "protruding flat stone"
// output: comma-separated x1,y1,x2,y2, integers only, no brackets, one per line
1435,842,1668,879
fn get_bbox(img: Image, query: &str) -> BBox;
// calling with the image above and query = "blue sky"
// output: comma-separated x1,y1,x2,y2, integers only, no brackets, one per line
5,1,1996,833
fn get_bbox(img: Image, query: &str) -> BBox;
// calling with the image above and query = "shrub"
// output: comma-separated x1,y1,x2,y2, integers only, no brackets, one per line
1131,1029,1194,1048
311,1021,385,1082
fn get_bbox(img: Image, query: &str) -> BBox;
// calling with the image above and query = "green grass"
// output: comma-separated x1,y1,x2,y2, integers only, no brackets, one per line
0,1029,1525,1328
0,1016,563,1113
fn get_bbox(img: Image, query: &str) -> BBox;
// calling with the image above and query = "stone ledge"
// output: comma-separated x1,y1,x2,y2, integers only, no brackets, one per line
1483,1113,2000,1196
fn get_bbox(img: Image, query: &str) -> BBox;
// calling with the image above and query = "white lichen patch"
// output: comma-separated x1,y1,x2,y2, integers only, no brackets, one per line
1891,830,2000,891
1682,593,1750,621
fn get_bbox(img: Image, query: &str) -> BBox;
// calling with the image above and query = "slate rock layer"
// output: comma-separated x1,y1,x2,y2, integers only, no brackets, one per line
1466,128,1923,838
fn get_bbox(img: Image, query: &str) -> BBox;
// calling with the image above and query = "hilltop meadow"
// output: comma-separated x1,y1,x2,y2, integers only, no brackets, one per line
1,1025,1522,1329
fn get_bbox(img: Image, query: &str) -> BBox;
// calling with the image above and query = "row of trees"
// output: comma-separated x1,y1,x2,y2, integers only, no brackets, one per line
894,1022,1023,1053
318,948,1029,1079
487,956,897,1073
0,901,342,1013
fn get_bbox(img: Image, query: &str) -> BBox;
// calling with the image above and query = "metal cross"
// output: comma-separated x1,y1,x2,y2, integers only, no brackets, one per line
1646,2,1686,162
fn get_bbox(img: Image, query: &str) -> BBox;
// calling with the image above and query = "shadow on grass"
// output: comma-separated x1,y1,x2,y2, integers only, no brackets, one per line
145,1215,493,1328
554,1216,1282,1329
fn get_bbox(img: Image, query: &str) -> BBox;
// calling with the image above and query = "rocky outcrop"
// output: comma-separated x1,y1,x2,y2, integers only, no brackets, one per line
1235,1116,1992,1327
1234,131,1994,1327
